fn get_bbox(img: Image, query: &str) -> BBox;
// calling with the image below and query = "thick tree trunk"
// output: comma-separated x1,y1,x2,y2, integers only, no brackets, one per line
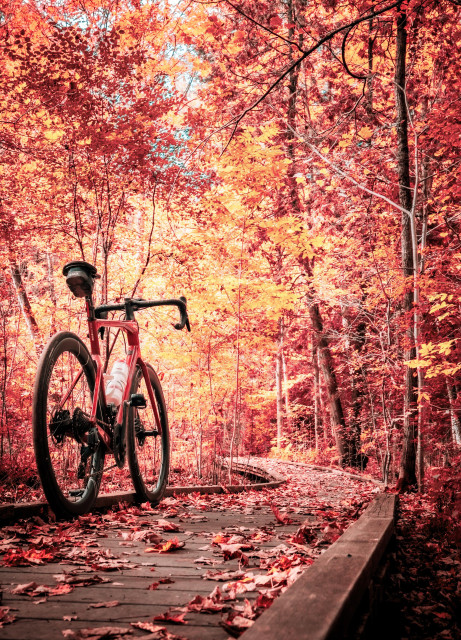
395,4,417,491
341,305,367,464
284,0,353,465
309,301,352,464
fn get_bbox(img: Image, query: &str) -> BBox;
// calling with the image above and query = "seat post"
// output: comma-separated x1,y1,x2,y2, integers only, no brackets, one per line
85,294,96,321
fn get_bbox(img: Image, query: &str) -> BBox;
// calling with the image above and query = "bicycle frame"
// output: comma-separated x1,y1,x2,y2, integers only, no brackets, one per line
84,303,162,452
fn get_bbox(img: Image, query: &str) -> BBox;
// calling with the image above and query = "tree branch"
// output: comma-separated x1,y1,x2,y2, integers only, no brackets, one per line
220,0,402,151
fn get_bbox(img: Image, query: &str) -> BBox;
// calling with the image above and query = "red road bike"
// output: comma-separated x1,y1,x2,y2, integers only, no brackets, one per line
32,261,190,518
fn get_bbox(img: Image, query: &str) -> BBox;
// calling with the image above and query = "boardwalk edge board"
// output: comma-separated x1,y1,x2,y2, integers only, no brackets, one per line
0,462,285,524
240,492,397,640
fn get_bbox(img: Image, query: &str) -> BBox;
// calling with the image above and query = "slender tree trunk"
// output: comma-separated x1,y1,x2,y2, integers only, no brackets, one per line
446,380,461,445
280,317,290,430
275,341,283,448
395,4,417,491
46,252,57,335
367,16,374,114
312,341,320,451
341,305,366,464
9,260,41,354
228,220,245,481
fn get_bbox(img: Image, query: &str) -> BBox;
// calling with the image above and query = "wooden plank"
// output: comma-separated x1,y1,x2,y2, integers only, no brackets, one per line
240,493,397,640
0,617,231,640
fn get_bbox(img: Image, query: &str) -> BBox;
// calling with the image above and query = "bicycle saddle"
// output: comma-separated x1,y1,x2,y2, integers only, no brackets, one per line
62,261,100,298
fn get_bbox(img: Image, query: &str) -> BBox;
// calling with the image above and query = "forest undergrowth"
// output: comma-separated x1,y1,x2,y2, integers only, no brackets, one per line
378,461,461,640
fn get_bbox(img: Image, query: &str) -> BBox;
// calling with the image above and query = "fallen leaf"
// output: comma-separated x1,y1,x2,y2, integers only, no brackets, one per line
153,611,188,625
145,538,185,554
0,607,16,628
270,504,293,525
221,613,254,636
11,582,38,595
62,626,133,639
131,622,165,633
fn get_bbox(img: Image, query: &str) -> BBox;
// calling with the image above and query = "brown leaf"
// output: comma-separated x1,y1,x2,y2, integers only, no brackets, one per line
11,582,38,595
0,607,17,628
153,611,188,625
145,538,185,554
154,520,181,532
221,613,254,637
88,601,120,609
203,569,245,581
270,504,293,525
131,622,165,633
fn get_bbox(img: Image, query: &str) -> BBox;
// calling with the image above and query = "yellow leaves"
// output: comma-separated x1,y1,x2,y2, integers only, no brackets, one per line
358,126,373,140
407,339,458,379
311,236,324,248
417,392,431,403
23,161,38,172
406,358,432,369
438,340,454,356
419,342,433,357
44,130,64,142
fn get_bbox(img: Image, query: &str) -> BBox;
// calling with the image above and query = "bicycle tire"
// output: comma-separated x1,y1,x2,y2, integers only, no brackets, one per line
32,331,105,518
127,364,170,503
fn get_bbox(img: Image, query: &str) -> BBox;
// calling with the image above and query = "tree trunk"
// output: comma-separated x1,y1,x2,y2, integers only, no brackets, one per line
312,341,320,451
275,339,283,448
281,318,291,430
46,252,57,335
9,260,41,354
446,380,461,445
309,301,352,465
283,0,352,465
395,4,417,491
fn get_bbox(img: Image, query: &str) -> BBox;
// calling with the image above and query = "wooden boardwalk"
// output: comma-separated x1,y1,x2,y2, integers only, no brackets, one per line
0,461,384,640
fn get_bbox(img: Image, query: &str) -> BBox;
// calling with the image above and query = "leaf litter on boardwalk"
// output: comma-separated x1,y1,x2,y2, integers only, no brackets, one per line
1,460,378,636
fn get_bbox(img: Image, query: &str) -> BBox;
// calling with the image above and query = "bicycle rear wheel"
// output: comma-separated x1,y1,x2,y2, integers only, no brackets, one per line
32,332,105,518
127,364,169,503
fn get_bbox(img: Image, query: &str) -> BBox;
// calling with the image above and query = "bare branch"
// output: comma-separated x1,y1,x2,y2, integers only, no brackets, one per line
220,0,401,149
280,114,411,216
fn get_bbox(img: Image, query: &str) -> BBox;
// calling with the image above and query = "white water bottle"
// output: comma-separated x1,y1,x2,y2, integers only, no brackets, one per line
105,359,129,406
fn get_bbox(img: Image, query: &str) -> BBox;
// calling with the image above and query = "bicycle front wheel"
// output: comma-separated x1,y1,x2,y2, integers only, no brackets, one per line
127,364,170,503
32,332,105,518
